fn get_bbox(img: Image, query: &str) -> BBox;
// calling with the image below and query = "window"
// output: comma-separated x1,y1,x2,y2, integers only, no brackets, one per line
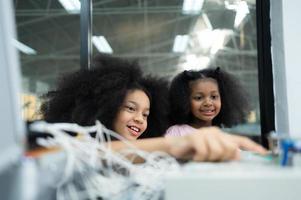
14,0,274,144
91,0,264,137
14,0,81,120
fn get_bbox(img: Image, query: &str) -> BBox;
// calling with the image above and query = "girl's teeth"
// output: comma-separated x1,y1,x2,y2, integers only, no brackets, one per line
130,126,139,132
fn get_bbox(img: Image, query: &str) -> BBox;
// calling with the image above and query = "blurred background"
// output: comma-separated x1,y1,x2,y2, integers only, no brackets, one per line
14,0,260,135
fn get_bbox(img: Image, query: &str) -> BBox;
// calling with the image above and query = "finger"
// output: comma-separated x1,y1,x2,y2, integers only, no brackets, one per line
229,135,268,155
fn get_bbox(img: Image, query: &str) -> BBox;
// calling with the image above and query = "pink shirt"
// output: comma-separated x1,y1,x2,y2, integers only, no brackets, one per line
164,124,198,137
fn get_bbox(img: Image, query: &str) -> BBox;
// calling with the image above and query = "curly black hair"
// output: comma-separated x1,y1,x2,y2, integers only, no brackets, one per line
169,67,250,127
40,54,170,138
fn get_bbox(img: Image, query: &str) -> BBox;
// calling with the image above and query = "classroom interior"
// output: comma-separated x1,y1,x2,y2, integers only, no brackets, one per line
1,0,301,199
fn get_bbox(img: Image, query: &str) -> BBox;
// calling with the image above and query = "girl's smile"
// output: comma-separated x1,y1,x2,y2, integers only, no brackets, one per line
127,125,141,136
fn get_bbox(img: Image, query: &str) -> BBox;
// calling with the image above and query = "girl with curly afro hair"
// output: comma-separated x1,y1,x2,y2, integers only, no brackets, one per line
40,54,170,140
165,67,251,137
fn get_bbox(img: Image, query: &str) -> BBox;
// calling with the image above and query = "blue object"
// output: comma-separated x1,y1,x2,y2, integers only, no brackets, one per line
281,139,297,166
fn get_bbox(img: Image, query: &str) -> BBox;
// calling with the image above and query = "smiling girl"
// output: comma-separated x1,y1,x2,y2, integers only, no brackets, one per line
113,89,150,140
41,54,169,140
165,67,250,137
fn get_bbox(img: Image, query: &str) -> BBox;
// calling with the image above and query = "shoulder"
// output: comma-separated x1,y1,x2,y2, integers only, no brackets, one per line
164,124,196,137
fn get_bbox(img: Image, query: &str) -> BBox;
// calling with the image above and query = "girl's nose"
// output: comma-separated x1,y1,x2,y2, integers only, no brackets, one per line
134,113,144,123
204,98,213,106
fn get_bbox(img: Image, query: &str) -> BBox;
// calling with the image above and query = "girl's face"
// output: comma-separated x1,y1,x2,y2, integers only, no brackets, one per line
189,78,221,127
113,89,150,140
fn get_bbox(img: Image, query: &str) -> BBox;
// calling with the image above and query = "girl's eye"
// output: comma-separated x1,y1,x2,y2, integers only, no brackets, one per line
143,113,149,118
193,96,203,100
211,95,219,100
125,105,136,112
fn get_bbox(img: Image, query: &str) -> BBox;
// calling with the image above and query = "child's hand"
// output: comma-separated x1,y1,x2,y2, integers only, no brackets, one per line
166,127,267,162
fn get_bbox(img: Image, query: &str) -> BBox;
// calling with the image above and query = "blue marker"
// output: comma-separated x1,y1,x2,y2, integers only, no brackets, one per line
280,139,301,166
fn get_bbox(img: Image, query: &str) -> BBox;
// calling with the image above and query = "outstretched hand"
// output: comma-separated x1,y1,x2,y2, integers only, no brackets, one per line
166,127,267,162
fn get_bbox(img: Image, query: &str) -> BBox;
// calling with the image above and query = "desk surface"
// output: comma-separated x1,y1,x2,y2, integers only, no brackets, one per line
165,154,301,200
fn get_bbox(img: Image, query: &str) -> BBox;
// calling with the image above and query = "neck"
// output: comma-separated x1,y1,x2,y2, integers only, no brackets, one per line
189,119,212,129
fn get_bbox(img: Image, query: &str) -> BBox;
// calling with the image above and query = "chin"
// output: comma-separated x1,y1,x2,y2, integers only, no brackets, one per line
201,116,214,121
125,134,138,141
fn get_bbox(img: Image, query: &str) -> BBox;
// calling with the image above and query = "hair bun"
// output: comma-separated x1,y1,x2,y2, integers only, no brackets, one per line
215,67,221,74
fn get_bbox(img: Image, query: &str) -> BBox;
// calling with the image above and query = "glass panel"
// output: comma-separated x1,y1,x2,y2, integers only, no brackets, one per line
13,0,260,135
14,0,80,121
92,0,260,136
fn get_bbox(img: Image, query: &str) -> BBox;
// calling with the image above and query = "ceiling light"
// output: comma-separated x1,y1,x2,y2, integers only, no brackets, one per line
172,35,189,53
210,29,233,55
234,1,249,28
92,36,113,54
182,0,205,15
58,0,81,14
181,54,210,70
225,1,249,28
197,29,214,49
12,39,37,55
225,1,236,10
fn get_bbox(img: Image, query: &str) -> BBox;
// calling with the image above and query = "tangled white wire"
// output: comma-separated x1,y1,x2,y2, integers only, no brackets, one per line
30,121,181,200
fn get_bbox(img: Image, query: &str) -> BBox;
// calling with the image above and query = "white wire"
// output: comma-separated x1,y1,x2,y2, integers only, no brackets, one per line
30,121,181,200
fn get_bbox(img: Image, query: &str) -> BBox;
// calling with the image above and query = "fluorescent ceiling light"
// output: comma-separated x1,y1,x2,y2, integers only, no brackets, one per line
196,29,233,54
12,39,37,55
210,29,233,55
225,1,249,28
197,29,214,49
182,0,204,15
181,54,209,71
172,35,189,53
234,1,249,28
92,36,113,54
59,0,81,14
210,30,226,55
225,1,236,10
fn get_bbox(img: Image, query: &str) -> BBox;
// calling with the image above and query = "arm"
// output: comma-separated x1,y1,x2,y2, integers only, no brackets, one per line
110,127,267,162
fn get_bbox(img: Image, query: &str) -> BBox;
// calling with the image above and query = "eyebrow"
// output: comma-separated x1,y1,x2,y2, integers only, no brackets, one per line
127,101,150,111
210,91,220,94
192,91,220,95
195,90,219,94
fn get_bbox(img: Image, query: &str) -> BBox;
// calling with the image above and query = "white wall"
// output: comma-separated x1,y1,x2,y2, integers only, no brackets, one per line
271,0,301,137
